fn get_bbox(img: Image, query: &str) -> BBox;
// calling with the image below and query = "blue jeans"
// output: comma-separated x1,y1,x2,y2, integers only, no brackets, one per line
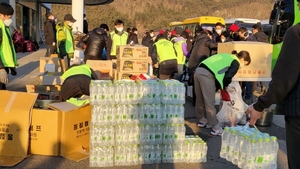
242,82,253,100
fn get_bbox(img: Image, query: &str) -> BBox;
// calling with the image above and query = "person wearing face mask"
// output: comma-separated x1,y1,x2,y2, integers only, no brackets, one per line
142,30,155,56
173,27,189,80
212,22,224,43
188,25,218,106
194,50,251,136
127,27,139,45
227,24,240,41
0,2,18,90
56,14,76,70
238,27,253,104
44,12,57,57
142,30,156,75
220,32,228,43
107,19,128,60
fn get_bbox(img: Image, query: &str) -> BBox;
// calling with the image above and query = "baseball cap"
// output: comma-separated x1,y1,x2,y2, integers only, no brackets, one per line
64,14,76,22
229,24,239,32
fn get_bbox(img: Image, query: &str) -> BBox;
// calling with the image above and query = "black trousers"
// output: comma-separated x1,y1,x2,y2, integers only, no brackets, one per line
285,116,300,169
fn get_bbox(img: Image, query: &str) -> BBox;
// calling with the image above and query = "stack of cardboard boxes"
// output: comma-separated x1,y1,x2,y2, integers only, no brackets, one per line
115,45,149,80
39,54,68,85
0,55,97,167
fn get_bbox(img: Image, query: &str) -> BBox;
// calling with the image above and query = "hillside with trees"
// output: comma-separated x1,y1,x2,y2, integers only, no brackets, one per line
52,0,274,35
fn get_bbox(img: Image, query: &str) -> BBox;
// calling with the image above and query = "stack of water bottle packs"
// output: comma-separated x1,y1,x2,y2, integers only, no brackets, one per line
89,79,207,167
220,125,279,169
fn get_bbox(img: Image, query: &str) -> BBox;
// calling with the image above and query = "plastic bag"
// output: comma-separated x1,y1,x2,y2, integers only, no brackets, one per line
217,81,248,127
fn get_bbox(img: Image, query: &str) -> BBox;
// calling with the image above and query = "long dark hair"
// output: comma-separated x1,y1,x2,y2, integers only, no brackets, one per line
232,50,251,65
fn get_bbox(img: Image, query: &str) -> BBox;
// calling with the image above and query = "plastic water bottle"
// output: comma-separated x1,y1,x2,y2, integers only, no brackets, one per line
256,137,265,168
106,146,114,167
270,136,278,169
132,145,139,165
168,144,174,163
226,129,237,162
245,138,257,169
238,135,250,168
220,127,230,158
262,137,271,169
90,81,96,105
232,130,243,165
202,142,208,162
162,144,168,163
138,145,144,164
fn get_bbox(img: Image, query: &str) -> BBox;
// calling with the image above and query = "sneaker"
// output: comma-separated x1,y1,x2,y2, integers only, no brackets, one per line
210,128,224,136
197,121,207,128
197,121,212,128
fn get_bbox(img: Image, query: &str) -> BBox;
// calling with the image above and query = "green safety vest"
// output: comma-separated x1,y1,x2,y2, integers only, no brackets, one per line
200,53,239,89
174,39,186,64
56,23,74,54
62,64,92,80
0,20,17,67
110,31,128,56
154,39,177,63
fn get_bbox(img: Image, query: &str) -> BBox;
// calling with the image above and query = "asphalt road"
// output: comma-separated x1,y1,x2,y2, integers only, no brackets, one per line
1,47,288,169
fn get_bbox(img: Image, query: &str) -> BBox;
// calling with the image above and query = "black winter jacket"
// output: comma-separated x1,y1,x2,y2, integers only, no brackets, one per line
44,20,56,45
81,28,107,59
142,35,154,56
188,34,218,71
254,23,300,116
248,31,269,43
127,33,138,44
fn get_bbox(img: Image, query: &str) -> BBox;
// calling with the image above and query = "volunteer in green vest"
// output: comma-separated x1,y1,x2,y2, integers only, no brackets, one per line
106,19,128,60
194,50,251,136
151,30,178,80
60,63,98,101
0,3,17,90
173,27,189,80
56,14,76,70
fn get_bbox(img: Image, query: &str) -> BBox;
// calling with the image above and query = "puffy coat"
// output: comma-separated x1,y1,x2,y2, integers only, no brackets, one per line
188,34,218,71
81,27,107,59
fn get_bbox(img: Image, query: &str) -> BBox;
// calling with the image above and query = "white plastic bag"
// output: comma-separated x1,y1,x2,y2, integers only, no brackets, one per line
217,81,248,127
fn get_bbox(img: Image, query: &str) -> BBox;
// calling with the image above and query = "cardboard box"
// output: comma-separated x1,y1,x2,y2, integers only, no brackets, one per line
40,57,68,73
50,54,58,58
86,60,113,80
116,72,142,80
218,41,273,80
0,91,37,167
29,103,91,161
49,103,91,161
41,72,63,85
29,109,62,156
40,57,60,73
116,45,148,60
117,59,148,73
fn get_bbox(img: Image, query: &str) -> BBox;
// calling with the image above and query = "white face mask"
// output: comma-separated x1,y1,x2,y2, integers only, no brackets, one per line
221,39,225,43
150,34,154,37
216,29,222,34
4,19,12,26
116,27,123,32
68,22,73,27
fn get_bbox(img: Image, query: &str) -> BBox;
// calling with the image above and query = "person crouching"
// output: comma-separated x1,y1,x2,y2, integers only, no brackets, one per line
60,63,98,101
